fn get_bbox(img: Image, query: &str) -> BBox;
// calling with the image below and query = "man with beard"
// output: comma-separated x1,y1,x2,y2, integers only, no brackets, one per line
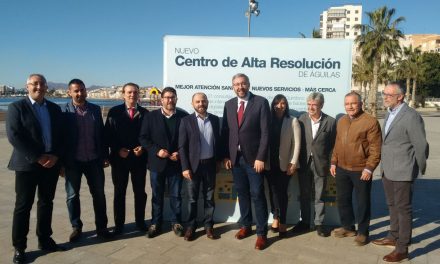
178,93,222,241
139,87,188,238
63,79,112,242
222,73,270,250
7,74,64,264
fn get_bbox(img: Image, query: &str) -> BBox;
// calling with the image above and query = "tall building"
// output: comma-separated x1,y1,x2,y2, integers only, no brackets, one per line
401,34,440,53
320,4,362,39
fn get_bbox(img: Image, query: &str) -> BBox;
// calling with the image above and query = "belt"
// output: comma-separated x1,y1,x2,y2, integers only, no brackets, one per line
200,157,215,164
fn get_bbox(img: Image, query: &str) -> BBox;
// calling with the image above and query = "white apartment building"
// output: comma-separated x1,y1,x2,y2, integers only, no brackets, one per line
320,4,362,39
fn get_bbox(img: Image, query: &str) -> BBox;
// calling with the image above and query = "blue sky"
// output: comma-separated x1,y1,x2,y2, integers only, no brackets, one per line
1,0,439,89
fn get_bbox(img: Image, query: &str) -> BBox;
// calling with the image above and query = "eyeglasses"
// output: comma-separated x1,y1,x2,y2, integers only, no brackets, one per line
27,82,46,87
162,96,176,100
233,82,248,87
382,92,400,98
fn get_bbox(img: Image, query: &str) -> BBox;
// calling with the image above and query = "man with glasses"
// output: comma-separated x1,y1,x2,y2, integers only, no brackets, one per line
373,83,429,263
139,87,188,238
222,73,270,250
7,74,64,263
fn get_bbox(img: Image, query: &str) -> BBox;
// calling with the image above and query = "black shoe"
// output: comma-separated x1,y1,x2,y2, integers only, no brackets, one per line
113,225,124,235
69,227,82,242
147,224,160,238
13,248,26,264
172,223,184,237
290,221,310,235
38,237,66,252
97,229,114,240
316,225,330,237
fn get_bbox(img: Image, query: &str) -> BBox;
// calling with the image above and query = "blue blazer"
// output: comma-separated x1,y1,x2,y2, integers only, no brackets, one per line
178,112,222,173
62,101,108,167
221,92,270,166
6,97,64,171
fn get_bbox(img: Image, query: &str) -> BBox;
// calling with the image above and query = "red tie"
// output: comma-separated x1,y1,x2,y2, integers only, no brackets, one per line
129,108,135,119
237,101,245,127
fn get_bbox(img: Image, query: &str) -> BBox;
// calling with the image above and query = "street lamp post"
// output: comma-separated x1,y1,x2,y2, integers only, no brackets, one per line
245,0,260,37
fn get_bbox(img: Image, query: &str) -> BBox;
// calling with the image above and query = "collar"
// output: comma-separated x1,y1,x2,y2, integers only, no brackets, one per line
161,107,176,117
309,113,322,123
196,112,209,120
237,93,250,103
28,95,46,106
388,102,404,114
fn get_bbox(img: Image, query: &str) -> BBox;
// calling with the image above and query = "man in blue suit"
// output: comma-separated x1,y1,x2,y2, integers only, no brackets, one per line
372,83,429,263
7,74,65,264
178,93,222,241
139,87,188,238
222,73,270,250
62,79,112,242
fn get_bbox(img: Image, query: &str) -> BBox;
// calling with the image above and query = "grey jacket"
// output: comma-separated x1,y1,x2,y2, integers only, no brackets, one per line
381,103,429,181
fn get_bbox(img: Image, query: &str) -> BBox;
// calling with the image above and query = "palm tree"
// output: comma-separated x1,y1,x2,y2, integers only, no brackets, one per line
409,47,423,107
352,56,373,108
354,6,405,116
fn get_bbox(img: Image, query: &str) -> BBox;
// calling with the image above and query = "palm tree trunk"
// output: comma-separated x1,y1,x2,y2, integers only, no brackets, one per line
362,81,367,110
368,56,380,117
405,78,411,101
410,79,417,108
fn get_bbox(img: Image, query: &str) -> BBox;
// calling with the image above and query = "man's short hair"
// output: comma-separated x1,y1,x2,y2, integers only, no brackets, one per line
27,74,47,85
232,73,250,84
68,78,85,88
307,92,325,105
122,82,140,93
161,87,177,98
192,92,207,101
345,91,362,102
387,82,406,95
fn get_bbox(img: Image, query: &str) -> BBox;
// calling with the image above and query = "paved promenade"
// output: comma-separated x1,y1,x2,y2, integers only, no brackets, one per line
0,115,439,263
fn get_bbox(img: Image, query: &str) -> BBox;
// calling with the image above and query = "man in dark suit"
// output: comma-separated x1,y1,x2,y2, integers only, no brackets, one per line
104,83,148,235
139,87,188,238
62,79,112,242
372,83,429,263
178,92,222,241
222,73,270,250
7,74,64,264
296,92,336,237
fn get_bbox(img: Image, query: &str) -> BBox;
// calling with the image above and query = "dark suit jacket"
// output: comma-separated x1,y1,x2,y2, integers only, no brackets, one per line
139,109,188,172
222,92,270,166
178,112,222,173
62,101,108,167
298,112,336,177
6,97,63,171
104,103,148,165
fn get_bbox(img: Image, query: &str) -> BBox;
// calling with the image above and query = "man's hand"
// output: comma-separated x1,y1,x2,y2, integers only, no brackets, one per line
157,149,170,158
39,154,58,168
286,163,296,176
224,158,232,170
133,146,143,157
254,160,264,173
330,165,336,177
119,148,130,158
182,170,192,180
169,152,179,161
360,170,372,181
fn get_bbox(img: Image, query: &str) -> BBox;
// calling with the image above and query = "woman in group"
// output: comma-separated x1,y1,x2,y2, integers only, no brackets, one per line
265,94,301,238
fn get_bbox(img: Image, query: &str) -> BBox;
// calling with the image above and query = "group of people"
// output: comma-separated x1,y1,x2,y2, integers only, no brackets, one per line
7,73,428,263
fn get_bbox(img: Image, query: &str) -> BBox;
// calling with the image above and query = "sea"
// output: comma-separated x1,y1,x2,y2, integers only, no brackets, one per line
0,97,123,111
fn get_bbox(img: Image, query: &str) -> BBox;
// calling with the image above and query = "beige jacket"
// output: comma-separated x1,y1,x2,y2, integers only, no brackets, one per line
266,116,301,171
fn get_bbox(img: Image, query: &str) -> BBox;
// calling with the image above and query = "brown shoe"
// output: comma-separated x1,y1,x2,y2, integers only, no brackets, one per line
235,227,251,240
332,227,356,238
206,228,217,240
372,238,396,248
383,250,408,262
354,234,369,246
69,228,82,242
255,235,267,250
183,228,194,241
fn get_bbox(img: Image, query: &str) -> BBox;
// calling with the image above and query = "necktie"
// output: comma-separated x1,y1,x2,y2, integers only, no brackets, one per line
129,108,135,119
237,101,245,127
